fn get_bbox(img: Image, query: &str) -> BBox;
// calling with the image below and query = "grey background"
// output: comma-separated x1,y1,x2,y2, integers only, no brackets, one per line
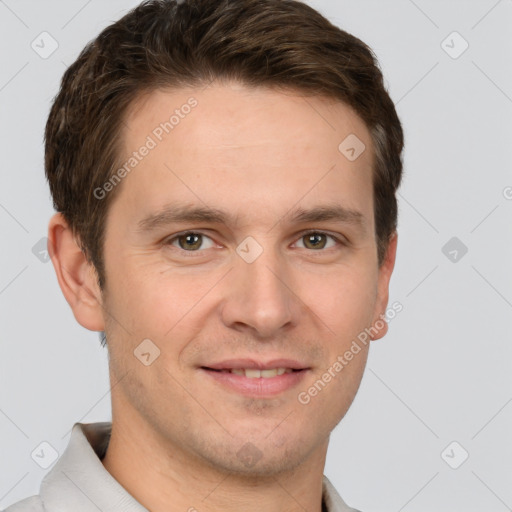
1,1,511,511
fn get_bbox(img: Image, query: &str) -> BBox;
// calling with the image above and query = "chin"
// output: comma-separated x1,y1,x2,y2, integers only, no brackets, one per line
195,428,319,478
214,445,307,478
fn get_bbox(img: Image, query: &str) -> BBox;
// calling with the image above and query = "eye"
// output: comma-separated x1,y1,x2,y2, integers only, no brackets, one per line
164,230,344,256
293,231,341,250
166,232,216,252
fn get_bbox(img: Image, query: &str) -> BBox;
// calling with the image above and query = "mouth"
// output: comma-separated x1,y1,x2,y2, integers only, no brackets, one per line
199,359,310,397
201,367,302,378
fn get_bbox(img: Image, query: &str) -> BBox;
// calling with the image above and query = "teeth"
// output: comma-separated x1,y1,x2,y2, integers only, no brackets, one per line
229,368,293,378
245,369,262,379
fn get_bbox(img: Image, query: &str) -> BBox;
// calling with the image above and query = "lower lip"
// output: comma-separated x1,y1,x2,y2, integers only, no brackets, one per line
200,368,309,397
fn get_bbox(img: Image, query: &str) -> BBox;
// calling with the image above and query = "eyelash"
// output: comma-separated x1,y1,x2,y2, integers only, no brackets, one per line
163,230,346,257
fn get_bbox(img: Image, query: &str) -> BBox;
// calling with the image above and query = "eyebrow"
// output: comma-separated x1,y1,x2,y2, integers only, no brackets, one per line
136,203,367,234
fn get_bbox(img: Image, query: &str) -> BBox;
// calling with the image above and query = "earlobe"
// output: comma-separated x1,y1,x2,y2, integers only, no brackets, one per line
48,213,105,332
371,231,398,341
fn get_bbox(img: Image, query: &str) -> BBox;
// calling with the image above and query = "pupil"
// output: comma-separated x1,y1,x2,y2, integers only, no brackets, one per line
180,233,201,250
307,233,325,249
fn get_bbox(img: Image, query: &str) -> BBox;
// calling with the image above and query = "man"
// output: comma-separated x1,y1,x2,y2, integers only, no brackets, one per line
6,0,403,510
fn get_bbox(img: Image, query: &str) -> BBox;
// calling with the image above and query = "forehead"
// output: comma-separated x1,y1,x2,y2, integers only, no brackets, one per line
114,82,375,230
123,82,371,156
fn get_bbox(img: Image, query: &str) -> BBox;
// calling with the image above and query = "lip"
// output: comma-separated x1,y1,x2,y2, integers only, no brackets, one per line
200,368,309,397
200,358,310,397
202,358,309,371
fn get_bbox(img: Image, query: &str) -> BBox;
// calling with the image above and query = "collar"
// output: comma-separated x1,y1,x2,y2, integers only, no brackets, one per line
40,422,358,512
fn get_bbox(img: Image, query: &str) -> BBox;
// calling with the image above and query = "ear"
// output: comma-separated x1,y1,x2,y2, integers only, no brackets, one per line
370,231,398,341
48,213,105,332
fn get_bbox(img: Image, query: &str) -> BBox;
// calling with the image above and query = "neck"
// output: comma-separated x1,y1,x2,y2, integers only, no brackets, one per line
101,398,329,512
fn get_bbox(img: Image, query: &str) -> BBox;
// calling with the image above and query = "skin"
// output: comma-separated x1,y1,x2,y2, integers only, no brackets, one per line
48,81,397,512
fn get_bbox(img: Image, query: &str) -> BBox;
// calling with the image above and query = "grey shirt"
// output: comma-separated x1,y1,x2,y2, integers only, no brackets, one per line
4,422,361,512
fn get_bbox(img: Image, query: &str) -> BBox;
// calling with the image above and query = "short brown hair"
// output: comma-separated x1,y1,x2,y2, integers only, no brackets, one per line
45,0,404,291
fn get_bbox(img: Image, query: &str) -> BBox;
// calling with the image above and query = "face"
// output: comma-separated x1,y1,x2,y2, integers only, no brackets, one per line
95,82,395,476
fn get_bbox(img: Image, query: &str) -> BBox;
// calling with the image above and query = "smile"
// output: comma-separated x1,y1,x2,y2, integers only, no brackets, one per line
207,367,296,378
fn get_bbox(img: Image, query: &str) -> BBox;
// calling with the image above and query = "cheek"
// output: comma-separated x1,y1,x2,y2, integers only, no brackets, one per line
104,252,191,337
301,264,378,337
296,343,369,442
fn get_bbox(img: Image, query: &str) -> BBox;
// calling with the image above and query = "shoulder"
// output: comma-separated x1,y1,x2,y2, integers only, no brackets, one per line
322,475,363,512
2,495,44,512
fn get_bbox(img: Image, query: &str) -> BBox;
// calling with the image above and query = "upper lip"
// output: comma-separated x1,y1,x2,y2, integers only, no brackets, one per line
202,358,309,371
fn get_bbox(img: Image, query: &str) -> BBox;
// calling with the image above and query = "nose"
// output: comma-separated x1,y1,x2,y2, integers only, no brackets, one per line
220,243,301,339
